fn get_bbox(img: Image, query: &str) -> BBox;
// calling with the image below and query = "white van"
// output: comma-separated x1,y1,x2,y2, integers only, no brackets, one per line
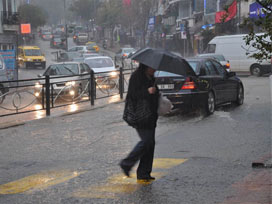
206,34,271,76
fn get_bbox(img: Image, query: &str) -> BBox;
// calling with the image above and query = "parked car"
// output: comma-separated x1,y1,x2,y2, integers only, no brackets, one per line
155,57,244,115
18,46,46,69
76,33,89,45
196,53,230,72
41,31,52,41
50,37,65,49
115,47,136,61
0,54,9,104
68,46,96,54
34,62,91,100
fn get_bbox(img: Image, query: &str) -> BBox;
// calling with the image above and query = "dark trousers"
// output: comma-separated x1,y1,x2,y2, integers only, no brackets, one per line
121,128,155,178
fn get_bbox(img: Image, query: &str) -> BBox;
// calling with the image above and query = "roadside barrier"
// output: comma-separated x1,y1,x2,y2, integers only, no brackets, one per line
0,65,132,118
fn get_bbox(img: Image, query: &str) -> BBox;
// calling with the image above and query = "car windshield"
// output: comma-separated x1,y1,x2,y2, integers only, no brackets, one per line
213,55,225,61
54,38,62,42
45,64,79,76
85,58,114,68
44,32,51,35
155,71,182,77
24,49,42,56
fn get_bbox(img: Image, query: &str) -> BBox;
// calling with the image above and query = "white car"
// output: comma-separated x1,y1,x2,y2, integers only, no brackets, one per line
84,56,117,78
35,62,91,100
68,46,95,54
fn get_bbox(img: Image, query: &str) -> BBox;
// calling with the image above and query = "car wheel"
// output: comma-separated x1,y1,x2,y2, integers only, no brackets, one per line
251,64,262,77
0,87,5,104
235,84,244,106
205,91,215,115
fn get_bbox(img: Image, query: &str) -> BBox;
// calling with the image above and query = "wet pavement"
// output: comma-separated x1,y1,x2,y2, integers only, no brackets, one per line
0,70,271,203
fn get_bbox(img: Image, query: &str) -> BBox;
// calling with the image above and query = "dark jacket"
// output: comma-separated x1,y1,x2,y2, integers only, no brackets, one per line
125,67,159,129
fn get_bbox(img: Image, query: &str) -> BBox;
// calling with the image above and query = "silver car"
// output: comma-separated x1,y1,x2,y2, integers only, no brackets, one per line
35,62,91,100
196,53,230,72
68,46,96,54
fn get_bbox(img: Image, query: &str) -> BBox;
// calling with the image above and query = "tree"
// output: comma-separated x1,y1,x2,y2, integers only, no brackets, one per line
244,0,272,62
69,0,99,21
18,4,48,28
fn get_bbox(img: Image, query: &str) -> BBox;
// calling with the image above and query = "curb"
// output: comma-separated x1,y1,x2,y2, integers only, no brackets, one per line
252,154,272,168
0,121,25,130
0,100,125,130
59,100,125,118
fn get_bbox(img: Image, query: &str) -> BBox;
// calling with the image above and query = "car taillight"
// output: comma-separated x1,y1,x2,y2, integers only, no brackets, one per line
43,35,45,38
181,77,196,90
54,42,56,45
226,60,230,68
123,54,127,57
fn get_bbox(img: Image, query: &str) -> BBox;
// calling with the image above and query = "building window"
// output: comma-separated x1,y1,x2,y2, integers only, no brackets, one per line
206,0,217,14
195,0,204,13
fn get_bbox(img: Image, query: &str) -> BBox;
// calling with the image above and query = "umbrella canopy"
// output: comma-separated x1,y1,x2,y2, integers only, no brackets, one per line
130,47,196,76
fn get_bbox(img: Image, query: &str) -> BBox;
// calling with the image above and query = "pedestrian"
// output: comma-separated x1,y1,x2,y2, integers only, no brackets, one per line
119,63,160,181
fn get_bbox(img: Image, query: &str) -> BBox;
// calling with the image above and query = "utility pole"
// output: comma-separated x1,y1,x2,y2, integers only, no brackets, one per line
64,0,68,51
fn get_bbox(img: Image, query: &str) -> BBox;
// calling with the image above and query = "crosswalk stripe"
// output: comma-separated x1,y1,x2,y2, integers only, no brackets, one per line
0,170,85,195
73,158,187,199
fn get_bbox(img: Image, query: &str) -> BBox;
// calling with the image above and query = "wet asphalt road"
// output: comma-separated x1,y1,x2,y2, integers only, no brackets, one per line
0,76,271,204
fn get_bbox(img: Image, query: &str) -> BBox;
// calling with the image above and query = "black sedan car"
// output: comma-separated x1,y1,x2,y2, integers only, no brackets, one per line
155,58,244,114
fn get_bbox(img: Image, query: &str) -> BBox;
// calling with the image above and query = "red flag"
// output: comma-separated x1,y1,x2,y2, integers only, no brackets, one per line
215,0,237,23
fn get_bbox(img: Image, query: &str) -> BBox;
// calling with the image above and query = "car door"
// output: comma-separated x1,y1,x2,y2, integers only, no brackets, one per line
212,60,238,102
204,60,226,105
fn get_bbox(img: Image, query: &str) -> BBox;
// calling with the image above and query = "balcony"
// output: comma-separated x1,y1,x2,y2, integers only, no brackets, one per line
2,11,20,32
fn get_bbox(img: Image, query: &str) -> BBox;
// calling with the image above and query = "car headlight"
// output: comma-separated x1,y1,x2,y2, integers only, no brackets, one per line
35,82,42,88
27,58,33,62
110,71,117,77
65,81,76,86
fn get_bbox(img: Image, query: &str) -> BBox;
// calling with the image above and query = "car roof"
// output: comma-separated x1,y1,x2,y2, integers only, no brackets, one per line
84,56,112,60
51,62,81,65
197,53,224,57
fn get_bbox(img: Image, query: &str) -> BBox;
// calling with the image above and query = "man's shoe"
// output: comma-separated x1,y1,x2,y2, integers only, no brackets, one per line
137,176,155,181
119,163,130,177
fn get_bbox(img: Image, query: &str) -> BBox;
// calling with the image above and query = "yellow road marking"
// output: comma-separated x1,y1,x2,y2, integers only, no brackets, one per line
0,170,85,195
153,158,188,169
73,158,187,199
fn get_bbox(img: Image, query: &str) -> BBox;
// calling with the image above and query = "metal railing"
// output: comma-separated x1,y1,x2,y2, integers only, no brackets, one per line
0,66,133,118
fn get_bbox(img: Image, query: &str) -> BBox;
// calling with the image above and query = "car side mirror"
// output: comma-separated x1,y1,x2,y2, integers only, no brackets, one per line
37,74,42,78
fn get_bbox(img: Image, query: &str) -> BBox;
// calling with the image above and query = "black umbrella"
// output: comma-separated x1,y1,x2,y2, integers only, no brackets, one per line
130,47,195,76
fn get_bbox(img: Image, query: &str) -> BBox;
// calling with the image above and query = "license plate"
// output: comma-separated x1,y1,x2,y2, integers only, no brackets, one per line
158,84,174,90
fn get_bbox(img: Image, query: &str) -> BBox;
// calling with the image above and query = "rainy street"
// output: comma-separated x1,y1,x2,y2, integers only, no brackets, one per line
0,75,270,204
0,0,272,203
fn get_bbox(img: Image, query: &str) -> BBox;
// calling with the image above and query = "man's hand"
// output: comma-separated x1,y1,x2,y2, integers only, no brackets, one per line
148,87,156,94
